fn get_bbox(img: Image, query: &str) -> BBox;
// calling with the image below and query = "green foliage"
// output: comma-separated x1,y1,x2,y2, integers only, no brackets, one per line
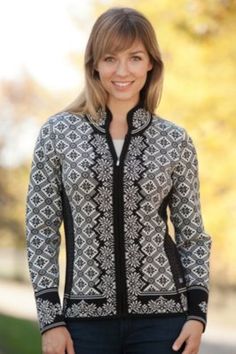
0,314,41,354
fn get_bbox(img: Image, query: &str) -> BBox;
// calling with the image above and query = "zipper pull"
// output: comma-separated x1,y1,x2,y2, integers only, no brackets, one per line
116,158,120,166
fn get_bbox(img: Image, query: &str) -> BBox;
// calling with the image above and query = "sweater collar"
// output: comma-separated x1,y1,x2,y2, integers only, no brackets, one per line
86,98,152,134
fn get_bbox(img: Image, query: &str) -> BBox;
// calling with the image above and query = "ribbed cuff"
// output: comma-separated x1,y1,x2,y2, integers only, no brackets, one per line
186,286,209,333
34,288,66,335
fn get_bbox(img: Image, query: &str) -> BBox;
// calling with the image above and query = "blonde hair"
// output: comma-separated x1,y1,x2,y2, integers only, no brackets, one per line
61,7,164,121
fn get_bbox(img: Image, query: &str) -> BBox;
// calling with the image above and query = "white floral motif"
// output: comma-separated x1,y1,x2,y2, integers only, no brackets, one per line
129,136,145,156
127,273,143,296
198,301,207,313
66,300,116,318
147,296,182,313
132,109,149,129
36,298,61,329
128,295,182,314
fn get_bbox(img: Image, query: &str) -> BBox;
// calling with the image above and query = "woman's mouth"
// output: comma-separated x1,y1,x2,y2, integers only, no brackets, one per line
112,81,134,88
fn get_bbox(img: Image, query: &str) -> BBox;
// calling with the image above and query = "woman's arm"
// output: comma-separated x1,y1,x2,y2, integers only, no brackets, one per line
168,128,212,331
25,117,66,335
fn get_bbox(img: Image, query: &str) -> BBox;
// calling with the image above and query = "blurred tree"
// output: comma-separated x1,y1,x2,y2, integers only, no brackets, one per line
90,0,236,286
0,0,235,287
0,73,72,280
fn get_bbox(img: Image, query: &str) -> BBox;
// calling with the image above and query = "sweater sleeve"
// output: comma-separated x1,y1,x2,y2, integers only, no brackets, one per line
168,128,212,332
25,117,66,334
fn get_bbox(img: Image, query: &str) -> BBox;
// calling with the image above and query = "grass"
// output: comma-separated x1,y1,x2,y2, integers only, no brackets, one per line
0,313,41,354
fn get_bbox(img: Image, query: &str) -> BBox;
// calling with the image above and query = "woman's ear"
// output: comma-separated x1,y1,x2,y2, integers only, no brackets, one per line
147,60,153,71
93,68,100,79
93,66,99,75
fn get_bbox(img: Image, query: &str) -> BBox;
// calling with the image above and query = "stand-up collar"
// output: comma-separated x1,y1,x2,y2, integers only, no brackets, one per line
86,99,152,135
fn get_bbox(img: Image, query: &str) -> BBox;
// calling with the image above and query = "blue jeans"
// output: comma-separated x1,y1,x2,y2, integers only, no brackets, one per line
66,314,187,354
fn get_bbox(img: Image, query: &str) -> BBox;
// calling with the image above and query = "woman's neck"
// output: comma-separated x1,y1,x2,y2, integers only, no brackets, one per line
106,97,140,122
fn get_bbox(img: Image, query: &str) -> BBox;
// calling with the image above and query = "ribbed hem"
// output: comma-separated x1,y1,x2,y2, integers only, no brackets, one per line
186,286,209,332
41,321,67,335
34,288,65,335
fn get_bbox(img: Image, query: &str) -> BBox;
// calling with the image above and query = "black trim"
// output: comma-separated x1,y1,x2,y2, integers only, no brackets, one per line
111,133,130,316
105,106,139,316
164,234,186,291
157,192,187,311
113,163,124,314
61,184,75,299
157,192,170,233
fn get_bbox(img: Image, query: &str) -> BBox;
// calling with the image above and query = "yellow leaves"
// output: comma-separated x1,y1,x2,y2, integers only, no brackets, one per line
133,0,236,285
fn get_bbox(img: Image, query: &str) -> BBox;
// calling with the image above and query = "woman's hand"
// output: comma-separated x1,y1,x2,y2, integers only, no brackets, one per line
42,326,75,354
172,320,204,354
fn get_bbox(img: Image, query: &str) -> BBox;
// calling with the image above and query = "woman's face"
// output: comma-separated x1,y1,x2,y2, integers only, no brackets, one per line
95,39,153,107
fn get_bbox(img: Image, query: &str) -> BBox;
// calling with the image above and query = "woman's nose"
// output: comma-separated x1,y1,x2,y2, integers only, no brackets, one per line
115,60,129,75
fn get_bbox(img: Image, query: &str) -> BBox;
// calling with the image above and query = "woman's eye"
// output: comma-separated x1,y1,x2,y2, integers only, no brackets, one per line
104,57,115,62
104,55,142,63
132,56,142,61
104,56,142,62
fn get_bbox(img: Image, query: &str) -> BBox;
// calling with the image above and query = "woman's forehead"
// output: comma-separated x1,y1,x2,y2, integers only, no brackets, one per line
101,37,146,55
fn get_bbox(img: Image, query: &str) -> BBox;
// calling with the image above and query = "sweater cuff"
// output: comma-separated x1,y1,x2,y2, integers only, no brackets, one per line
34,288,66,335
186,286,209,333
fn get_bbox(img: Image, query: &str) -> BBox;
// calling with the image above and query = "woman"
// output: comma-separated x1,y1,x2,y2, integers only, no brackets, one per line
25,6,212,354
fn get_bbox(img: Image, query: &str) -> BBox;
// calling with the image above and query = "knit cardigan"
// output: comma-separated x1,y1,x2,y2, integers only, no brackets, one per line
25,101,211,334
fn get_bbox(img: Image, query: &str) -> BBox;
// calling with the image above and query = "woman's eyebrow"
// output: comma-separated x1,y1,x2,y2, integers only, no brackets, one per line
103,50,145,56
129,50,145,54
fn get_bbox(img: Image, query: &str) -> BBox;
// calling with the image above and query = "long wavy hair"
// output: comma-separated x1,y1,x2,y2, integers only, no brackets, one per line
61,7,164,121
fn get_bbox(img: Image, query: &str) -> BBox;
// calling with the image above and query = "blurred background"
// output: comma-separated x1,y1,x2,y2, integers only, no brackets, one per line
0,0,235,353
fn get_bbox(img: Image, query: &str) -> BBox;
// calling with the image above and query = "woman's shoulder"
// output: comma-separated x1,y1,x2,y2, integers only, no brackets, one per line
39,111,86,132
152,113,189,139
48,110,85,124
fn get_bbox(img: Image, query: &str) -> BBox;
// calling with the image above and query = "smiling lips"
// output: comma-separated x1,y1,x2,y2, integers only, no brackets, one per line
112,81,134,88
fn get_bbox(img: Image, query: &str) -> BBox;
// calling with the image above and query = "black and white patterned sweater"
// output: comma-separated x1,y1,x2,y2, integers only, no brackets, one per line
25,101,212,335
